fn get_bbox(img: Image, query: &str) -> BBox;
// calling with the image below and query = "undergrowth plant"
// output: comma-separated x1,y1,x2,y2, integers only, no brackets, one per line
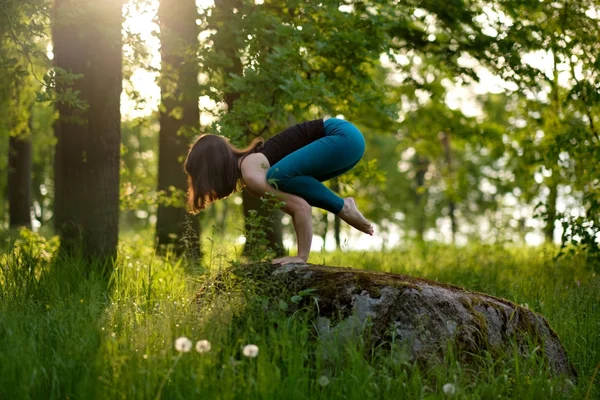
243,192,287,263
0,229,598,399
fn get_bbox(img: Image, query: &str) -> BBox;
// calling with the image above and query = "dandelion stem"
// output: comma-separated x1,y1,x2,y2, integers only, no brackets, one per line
585,361,600,400
155,354,182,400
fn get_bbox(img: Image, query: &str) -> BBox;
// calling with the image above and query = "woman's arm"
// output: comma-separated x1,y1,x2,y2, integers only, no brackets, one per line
241,154,312,263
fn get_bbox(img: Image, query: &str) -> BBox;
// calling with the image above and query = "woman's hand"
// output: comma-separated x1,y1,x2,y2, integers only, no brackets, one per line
272,256,307,266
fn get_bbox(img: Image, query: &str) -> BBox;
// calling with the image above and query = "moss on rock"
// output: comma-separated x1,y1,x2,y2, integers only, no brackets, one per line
195,262,577,379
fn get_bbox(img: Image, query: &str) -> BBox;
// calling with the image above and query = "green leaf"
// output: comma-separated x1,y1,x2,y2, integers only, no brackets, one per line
278,300,288,311
298,288,316,296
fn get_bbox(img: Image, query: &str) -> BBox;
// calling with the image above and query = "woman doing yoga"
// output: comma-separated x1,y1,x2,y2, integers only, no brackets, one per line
184,117,374,265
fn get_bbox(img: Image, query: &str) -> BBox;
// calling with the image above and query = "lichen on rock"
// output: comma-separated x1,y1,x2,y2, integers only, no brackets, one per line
196,262,577,378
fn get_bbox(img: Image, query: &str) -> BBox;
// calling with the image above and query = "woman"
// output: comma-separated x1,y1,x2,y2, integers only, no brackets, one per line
184,117,374,265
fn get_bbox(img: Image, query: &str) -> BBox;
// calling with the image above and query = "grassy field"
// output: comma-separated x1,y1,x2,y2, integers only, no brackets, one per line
0,230,598,399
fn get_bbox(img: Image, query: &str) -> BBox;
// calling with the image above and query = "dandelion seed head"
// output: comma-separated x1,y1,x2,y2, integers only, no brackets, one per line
175,337,193,353
317,375,330,387
196,340,211,353
443,383,456,396
242,344,259,358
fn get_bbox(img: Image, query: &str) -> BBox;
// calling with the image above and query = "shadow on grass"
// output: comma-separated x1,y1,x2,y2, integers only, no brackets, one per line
0,231,112,399
1,229,596,399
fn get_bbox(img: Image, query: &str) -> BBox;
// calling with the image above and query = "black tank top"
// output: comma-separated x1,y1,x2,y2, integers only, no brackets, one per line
257,119,325,166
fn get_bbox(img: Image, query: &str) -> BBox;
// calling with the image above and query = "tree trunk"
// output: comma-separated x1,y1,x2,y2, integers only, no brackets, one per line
53,0,123,261
321,212,328,250
31,144,45,225
544,45,560,245
218,202,228,237
414,155,429,242
439,131,456,243
334,215,341,250
331,178,341,249
544,180,558,243
8,134,32,229
156,0,201,258
213,0,283,255
30,106,54,227
6,70,34,229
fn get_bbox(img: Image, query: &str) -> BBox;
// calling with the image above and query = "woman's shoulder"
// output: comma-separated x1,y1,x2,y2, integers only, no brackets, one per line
240,152,270,195
240,152,270,177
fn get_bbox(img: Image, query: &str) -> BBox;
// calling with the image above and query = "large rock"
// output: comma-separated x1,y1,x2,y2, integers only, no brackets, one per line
197,263,577,378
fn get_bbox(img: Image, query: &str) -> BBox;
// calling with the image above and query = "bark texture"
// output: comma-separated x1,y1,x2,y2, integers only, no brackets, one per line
544,180,558,243
156,0,201,255
8,134,32,228
53,0,122,259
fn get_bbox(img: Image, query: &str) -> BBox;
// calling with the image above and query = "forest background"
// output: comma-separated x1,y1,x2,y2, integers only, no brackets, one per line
0,0,599,399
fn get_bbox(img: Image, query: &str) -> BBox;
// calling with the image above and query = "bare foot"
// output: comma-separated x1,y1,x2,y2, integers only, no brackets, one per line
338,197,374,236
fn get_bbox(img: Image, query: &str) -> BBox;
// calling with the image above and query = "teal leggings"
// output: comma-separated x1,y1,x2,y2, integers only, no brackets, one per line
266,118,365,214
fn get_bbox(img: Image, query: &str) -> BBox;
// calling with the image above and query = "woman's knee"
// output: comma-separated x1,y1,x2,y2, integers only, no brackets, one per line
347,125,366,158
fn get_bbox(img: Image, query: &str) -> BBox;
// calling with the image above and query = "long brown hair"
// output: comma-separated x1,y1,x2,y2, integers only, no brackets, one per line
184,135,263,213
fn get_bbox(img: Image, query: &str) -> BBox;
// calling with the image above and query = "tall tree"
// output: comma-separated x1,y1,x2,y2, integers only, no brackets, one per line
4,68,35,229
209,0,285,257
156,0,201,256
439,131,456,243
30,103,56,228
331,178,342,249
0,1,48,229
8,131,33,229
476,0,600,248
53,0,123,260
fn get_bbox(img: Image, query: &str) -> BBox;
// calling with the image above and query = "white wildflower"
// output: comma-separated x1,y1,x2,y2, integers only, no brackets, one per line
174,337,192,353
242,344,259,358
317,376,330,387
195,340,211,354
443,383,456,396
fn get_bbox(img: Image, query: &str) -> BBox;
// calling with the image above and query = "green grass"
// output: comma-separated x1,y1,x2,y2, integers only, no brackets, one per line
0,230,598,399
